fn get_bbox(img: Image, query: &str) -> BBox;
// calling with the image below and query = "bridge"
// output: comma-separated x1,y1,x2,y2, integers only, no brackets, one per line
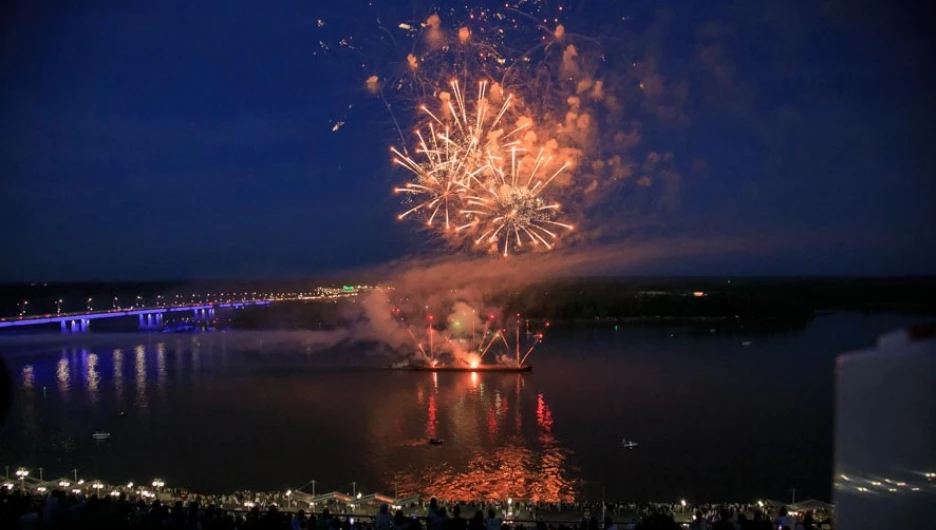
0,300,273,332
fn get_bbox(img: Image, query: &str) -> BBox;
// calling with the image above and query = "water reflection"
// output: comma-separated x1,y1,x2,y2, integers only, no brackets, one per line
390,373,577,502
86,352,100,404
21,365,34,389
134,345,148,410
536,394,553,434
156,342,167,397
19,365,38,440
56,356,70,395
191,339,201,373
113,349,124,404
427,396,438,439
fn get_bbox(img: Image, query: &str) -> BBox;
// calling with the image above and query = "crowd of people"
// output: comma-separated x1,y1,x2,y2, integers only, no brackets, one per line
0,487,832,530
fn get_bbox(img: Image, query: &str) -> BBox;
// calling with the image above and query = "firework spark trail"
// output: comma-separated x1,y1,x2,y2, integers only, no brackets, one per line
478,330,502,360
407,327,428,357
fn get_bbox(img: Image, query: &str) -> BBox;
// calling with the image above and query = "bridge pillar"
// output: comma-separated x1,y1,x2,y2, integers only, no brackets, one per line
61,321,67,333
70,320,79,332
145,314,152,327
80,319,89,332
208,308,215,319
155,313,163,327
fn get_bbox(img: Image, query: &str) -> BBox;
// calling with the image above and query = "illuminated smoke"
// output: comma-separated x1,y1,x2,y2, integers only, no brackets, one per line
365,75,380,94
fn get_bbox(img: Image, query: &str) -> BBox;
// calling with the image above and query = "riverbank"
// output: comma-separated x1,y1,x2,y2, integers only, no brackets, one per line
0,479,833,529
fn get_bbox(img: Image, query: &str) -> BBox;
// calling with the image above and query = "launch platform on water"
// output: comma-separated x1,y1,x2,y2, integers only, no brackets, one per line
389,360,532,373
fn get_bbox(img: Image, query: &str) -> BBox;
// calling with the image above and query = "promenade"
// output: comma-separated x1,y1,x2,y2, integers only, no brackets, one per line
0,470,834,529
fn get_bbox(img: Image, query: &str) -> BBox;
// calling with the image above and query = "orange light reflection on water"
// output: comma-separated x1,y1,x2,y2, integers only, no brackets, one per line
427,395,437,439
395,374,577,503
536,393,553,434
392,442,576,503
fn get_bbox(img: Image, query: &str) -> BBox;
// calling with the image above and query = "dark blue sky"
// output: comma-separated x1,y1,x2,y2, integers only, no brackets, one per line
1,0,933,281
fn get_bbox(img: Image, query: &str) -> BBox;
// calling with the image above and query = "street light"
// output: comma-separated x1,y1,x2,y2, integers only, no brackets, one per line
152,478,165,488
113,297,119,310
56,299,63,314
18,300,28,316
15,468,28,489
87,298,93,311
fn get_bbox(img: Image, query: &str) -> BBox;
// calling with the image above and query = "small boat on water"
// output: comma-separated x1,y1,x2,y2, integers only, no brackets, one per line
428,438,444,446
92,430,111,441
741,341,752,347
621,438,638,449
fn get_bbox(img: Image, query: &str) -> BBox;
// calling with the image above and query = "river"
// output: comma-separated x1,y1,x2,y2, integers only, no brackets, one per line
0,312,925,503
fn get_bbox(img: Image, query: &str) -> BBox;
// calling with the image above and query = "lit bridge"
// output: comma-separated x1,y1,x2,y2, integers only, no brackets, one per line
0,300,273,333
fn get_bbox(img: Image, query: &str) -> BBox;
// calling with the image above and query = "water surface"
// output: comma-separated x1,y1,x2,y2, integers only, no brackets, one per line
0,313,923,502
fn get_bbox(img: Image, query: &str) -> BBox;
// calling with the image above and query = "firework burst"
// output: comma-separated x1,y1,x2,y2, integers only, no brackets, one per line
461,147,573,257
393,78,572,254
391,126,469,230
391,79,518,230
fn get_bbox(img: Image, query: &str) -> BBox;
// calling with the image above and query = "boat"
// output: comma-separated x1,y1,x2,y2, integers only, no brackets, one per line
741,341,752,347
117,411,127,418
92,430,111,441
390,362,532,373
621,438,638,449
428,438,444,445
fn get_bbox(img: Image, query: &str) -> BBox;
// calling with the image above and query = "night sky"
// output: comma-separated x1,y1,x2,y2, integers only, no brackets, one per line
2,0,933,281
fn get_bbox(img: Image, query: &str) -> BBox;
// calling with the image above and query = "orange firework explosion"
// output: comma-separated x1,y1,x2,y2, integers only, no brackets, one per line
392,79,573,255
